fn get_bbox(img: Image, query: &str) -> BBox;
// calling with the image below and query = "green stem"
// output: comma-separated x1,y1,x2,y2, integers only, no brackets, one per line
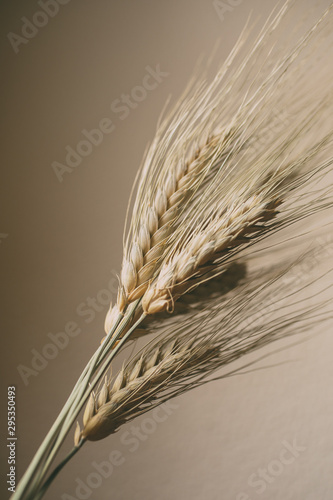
12,302,143,500
13,361,93,500
34,440,86,500
35,312,146,500
37,303,141,490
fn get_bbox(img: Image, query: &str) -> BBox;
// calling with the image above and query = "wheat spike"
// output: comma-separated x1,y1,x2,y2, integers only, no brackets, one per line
122,136,224,302
81,249,333,442
142,196,282,314
105,1,333,339
104,136,228,333
81,336,210,441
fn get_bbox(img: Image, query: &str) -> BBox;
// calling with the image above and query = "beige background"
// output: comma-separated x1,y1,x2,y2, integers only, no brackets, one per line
1,1,333,499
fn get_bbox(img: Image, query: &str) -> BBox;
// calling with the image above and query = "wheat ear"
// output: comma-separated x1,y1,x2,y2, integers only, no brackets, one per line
104,135,228,332
142,196,281,314
81,250,333,442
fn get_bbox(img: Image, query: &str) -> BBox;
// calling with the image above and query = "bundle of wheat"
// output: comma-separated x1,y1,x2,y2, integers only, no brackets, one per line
12,2,333,499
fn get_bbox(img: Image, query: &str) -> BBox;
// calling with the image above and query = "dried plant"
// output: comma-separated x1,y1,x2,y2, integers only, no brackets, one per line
12,2,333,499
81,255,333,442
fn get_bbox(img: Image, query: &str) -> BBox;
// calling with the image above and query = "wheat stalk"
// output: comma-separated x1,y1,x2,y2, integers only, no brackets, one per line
12,3,333,499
